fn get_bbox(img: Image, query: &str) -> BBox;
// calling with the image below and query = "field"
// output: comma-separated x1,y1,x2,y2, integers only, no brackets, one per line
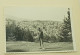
6,41,74,52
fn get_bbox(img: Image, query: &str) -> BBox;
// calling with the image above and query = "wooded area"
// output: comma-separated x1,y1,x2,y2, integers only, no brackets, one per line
6,8,72,42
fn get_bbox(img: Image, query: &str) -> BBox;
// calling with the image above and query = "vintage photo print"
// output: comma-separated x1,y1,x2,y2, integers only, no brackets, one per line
5,7,75,53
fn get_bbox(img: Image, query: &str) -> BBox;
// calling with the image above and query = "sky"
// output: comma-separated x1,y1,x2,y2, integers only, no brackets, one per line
4,7,69,21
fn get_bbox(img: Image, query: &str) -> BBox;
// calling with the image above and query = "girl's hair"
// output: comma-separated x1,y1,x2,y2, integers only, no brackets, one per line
38,28,41,32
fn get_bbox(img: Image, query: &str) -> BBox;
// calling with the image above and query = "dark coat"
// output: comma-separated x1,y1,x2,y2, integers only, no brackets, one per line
39,31,43,40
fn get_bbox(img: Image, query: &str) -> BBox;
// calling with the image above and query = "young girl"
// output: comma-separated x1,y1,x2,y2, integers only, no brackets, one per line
38,28,44,49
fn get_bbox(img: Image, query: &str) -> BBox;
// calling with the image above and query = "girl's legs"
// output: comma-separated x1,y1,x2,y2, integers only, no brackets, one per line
40,38,41,47
40,38,42,47
40,38,44,49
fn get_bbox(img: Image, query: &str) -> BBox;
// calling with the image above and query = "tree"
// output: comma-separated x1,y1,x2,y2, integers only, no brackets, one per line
60,8,72,42
6,19,16,41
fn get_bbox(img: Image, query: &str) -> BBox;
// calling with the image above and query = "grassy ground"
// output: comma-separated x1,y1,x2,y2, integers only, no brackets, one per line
6,41,74,52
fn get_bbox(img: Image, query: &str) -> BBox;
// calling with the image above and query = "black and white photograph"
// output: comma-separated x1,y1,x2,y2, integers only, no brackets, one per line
5,7,75,53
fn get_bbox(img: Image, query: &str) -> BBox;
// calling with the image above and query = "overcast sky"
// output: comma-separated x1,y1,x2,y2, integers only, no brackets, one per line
4,7,69,21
